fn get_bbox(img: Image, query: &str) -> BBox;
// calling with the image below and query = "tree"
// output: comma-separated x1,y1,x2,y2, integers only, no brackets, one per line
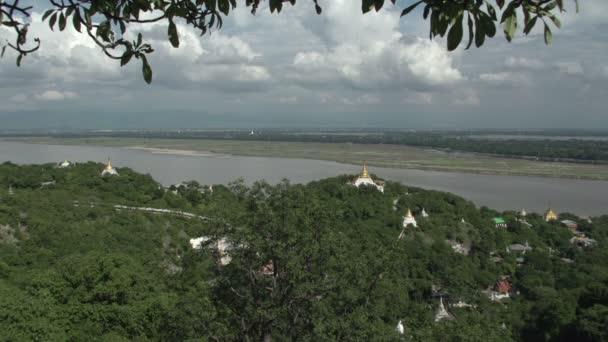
1,0,577,83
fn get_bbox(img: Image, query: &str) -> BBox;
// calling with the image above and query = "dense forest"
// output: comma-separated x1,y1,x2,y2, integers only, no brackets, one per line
0,162,607,341
9,130,608,163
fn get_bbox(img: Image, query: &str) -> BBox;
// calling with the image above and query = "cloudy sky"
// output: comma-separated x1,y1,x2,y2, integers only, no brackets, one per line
1,0,607,130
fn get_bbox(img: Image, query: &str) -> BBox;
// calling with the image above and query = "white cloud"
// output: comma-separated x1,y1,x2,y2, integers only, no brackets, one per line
555,61,584,75
289,1,462,91
479,72,531,86
34,90,78,101
505,57,544,69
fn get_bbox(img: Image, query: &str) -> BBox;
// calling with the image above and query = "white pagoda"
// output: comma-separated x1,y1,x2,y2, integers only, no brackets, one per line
101,159,119,176
434,297,454,322
398,209,417,240
352,162,384,193
403,209,417,228
58,160,71,168
421,208,429,218
395,320,405,335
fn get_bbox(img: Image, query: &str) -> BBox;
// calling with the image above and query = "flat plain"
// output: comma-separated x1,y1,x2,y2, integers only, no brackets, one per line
7,137,608,180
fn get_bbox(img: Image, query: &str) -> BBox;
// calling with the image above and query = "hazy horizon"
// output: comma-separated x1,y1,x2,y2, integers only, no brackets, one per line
1,1,607,129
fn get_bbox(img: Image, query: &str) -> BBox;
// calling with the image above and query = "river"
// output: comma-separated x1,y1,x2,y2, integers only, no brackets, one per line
1,141,606,217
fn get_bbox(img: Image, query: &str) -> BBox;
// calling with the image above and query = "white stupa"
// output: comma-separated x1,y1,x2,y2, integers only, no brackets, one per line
58,160,71,168
8,186,15,196
398,209,417,240
421,208,429,218
395,320,405,335
434,297,454,322
519,209,527,217
352,162,384,193
101,159,119,176
402,209,417,228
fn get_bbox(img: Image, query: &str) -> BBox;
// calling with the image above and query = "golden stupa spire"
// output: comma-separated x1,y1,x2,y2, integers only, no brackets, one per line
406,208,413,217
105,159,113,170
361,161,370,178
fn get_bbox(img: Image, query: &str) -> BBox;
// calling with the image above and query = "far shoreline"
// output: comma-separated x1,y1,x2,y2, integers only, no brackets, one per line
3,137,608,181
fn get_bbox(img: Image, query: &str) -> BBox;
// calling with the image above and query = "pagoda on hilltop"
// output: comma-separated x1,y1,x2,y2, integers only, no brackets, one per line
544,208,558,222
351,162,384,192
101,159,119,176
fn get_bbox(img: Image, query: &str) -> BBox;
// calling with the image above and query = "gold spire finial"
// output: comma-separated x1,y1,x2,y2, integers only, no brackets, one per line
406,208,413,217
361,162,370,178
105,159,113,170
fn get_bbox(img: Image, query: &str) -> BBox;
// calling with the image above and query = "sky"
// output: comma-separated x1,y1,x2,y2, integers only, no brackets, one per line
1,0,607,130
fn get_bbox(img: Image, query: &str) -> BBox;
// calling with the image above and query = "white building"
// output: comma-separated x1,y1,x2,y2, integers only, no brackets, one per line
447,240,470,255
435,297,454,322
190,236,233,266
351,162,384,192
58,160,72,168
101,159,119,176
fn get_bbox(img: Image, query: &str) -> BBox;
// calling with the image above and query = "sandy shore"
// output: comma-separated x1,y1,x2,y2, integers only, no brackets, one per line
128,146,230,158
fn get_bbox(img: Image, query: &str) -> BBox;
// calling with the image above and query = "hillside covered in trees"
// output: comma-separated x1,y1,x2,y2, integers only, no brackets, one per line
0,163,606,341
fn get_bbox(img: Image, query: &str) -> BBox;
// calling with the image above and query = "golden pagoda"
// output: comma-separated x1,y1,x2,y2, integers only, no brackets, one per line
544,208,558,222
351,161,384,192
360,162,370,178
101,158,119,176
403,208,417,227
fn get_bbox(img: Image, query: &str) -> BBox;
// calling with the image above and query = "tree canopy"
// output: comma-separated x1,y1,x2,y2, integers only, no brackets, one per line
0,162,606,340
1,0,577,83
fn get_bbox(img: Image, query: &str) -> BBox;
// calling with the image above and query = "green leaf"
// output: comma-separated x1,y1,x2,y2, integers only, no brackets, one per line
205,0,217,11
269,0,282,13
548,14,561,29
168,21,179,48
401,1,422,17
1,46,6,58
137,33,142,47
72,10,82,32
503,12,517,42
42,10,54,22
16,54,23,67
523,16,537,35
475,16,486,48
49,12,58,31
374,0,384,12
218,0,230,15
141,55,152,84
362,0,374,14
544,24,552,45
465,15,474,50
58,12,66,31
121,52,133,66
447,14,464,51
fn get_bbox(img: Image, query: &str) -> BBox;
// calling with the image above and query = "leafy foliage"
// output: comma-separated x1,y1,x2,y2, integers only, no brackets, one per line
0,162,606,340
0,0,576,83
